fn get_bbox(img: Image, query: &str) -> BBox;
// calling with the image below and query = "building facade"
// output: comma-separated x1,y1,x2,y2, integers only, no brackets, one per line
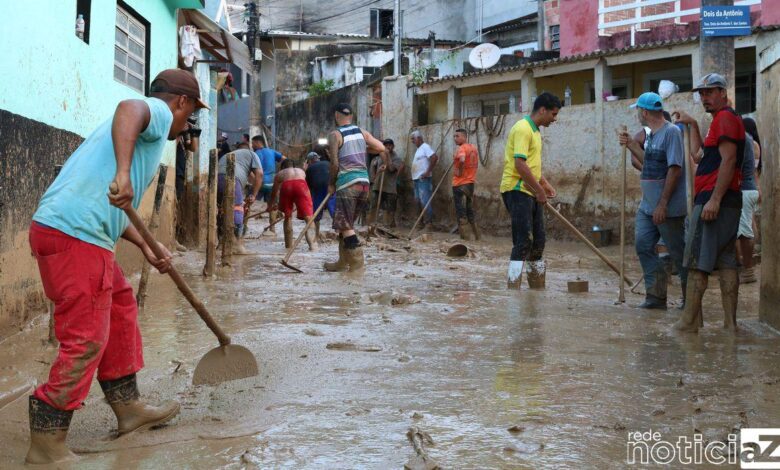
0,0,207,336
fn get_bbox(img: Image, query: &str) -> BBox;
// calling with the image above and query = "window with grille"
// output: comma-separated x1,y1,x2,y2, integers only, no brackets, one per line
550,25,560,51
114,4,147,93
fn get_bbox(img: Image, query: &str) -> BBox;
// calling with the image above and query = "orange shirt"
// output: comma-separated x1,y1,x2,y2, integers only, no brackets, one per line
453,143,479,187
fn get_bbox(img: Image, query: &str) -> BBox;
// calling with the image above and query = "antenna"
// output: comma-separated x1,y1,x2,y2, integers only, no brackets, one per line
468,43,500,69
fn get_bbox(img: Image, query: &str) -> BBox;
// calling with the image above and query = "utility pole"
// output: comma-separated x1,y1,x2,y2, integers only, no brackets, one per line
699,0,735,98
246,2,263,140
428,31,436,67
393,0,401,75
537,0,545,51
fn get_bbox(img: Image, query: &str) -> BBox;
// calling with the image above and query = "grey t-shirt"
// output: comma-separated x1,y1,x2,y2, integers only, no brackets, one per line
382,151,404,195
218,149,261,189
639,122,687,217
741,133,757,191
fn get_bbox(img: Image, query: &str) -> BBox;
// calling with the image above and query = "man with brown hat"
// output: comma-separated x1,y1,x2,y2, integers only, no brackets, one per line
26,68,208,464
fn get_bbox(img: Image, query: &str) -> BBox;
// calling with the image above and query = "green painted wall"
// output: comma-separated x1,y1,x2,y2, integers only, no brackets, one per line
0,1,185,163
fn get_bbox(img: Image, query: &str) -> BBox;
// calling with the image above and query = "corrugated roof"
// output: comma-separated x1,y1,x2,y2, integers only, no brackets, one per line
421,36,700,86
421,24,780,87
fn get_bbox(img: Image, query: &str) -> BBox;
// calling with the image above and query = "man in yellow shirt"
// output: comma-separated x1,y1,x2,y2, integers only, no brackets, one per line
501,92,560,289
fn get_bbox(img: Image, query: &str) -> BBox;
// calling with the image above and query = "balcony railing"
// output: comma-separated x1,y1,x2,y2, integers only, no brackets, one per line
598,0,760,46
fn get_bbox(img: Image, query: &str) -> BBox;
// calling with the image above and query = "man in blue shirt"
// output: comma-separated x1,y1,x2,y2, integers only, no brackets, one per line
619,92,687,310
27,69,207,464
251,135,285,234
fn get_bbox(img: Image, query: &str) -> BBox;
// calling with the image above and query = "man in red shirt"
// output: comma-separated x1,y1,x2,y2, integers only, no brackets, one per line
673,73,744,332
452,128,480,240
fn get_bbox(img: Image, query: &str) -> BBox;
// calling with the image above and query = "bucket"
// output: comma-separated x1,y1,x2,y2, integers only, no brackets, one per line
590,228,612,247
446,243,468,257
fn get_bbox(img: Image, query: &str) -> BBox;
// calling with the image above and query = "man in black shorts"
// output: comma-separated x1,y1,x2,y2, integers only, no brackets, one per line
673,73,744,332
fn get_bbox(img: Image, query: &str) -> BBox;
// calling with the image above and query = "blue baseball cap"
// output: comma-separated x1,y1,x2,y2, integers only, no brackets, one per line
630,92,664,111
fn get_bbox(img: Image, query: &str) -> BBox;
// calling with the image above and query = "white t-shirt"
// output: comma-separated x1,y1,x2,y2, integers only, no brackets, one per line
412,143,435,180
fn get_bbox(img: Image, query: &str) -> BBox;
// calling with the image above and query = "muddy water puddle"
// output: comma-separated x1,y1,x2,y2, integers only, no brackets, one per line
0,223,779,469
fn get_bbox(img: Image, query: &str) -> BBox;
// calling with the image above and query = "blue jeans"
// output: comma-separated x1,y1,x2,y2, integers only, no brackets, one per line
312,189,336,222
413,177,433,223
635,211,687,302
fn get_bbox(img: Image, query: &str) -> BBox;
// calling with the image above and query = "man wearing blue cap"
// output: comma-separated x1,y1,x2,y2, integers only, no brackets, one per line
619,92,687,310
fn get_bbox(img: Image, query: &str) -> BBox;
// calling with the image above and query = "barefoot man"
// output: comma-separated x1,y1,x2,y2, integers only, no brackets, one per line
269,159,316,251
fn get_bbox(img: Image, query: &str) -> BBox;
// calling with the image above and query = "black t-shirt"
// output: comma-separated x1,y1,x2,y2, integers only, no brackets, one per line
175,140,187,179
306,161,330,193
218,141,231,157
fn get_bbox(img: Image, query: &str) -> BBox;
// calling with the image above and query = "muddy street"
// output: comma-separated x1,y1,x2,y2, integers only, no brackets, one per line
1,219,778,469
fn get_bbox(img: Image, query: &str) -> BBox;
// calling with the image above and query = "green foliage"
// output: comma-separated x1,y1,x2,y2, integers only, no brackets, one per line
408,51,458,86
308,79,335,97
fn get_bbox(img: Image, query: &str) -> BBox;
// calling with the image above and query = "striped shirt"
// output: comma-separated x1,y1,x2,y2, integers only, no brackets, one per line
335,124,369,190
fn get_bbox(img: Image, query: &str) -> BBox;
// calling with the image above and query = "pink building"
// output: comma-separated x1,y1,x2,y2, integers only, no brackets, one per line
547,0,780,57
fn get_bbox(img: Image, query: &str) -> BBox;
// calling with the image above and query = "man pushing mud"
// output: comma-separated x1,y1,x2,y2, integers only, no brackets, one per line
26,69,207,464
268,159,316,251
324,103,386,271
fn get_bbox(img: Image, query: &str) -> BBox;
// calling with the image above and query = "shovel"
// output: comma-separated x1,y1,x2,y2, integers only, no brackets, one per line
110,183,259,386
408,160,455,239
280,192,333,273
368,169,385,237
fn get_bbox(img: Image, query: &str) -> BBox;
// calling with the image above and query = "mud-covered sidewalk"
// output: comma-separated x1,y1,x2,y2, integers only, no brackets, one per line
1,218,778,469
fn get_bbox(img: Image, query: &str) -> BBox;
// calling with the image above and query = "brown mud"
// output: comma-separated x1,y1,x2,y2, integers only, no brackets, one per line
0,216,778,468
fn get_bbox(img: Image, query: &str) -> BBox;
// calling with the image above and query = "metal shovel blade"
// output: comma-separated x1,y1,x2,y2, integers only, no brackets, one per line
192,344,259,386
279,259,303,273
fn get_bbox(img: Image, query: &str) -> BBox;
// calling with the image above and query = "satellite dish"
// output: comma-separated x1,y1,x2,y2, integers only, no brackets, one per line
468,43,501,69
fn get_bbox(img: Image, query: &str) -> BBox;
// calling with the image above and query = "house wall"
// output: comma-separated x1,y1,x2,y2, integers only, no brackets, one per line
0,1,183,337
556,0,777,58
427,92,449,124
274,83,370,161
259,0,477,42
536,70,595,105
757,30,780,330
410,93,706,237
558,0,599,57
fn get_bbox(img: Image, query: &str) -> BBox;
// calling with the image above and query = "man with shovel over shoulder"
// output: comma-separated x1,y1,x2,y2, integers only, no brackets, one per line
501,93,559,289
618,92,687,310
324,102,386,271
26,69,207,464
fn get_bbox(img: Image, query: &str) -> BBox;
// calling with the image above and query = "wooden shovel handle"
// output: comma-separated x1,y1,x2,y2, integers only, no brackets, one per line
544,203,633,287
407,159,456,238
282,191,333,264
110,183,231,346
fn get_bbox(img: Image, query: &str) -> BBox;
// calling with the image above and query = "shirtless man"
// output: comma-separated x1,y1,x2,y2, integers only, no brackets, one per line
269,160,316,251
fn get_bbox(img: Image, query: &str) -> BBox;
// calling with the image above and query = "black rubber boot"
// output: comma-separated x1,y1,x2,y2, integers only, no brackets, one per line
26,396,78,465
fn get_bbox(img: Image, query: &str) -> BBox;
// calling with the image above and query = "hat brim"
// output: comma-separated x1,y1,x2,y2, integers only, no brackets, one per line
691,85,723,93
195,98,210,110
629,103,639,109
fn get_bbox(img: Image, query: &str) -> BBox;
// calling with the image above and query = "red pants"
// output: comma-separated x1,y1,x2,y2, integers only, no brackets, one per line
29,223,144,411
279,179,314,220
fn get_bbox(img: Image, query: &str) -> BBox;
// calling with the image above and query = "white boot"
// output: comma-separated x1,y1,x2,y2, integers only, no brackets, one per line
507,261,524,290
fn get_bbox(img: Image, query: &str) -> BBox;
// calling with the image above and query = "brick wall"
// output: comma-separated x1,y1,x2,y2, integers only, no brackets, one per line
544,0,560,51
